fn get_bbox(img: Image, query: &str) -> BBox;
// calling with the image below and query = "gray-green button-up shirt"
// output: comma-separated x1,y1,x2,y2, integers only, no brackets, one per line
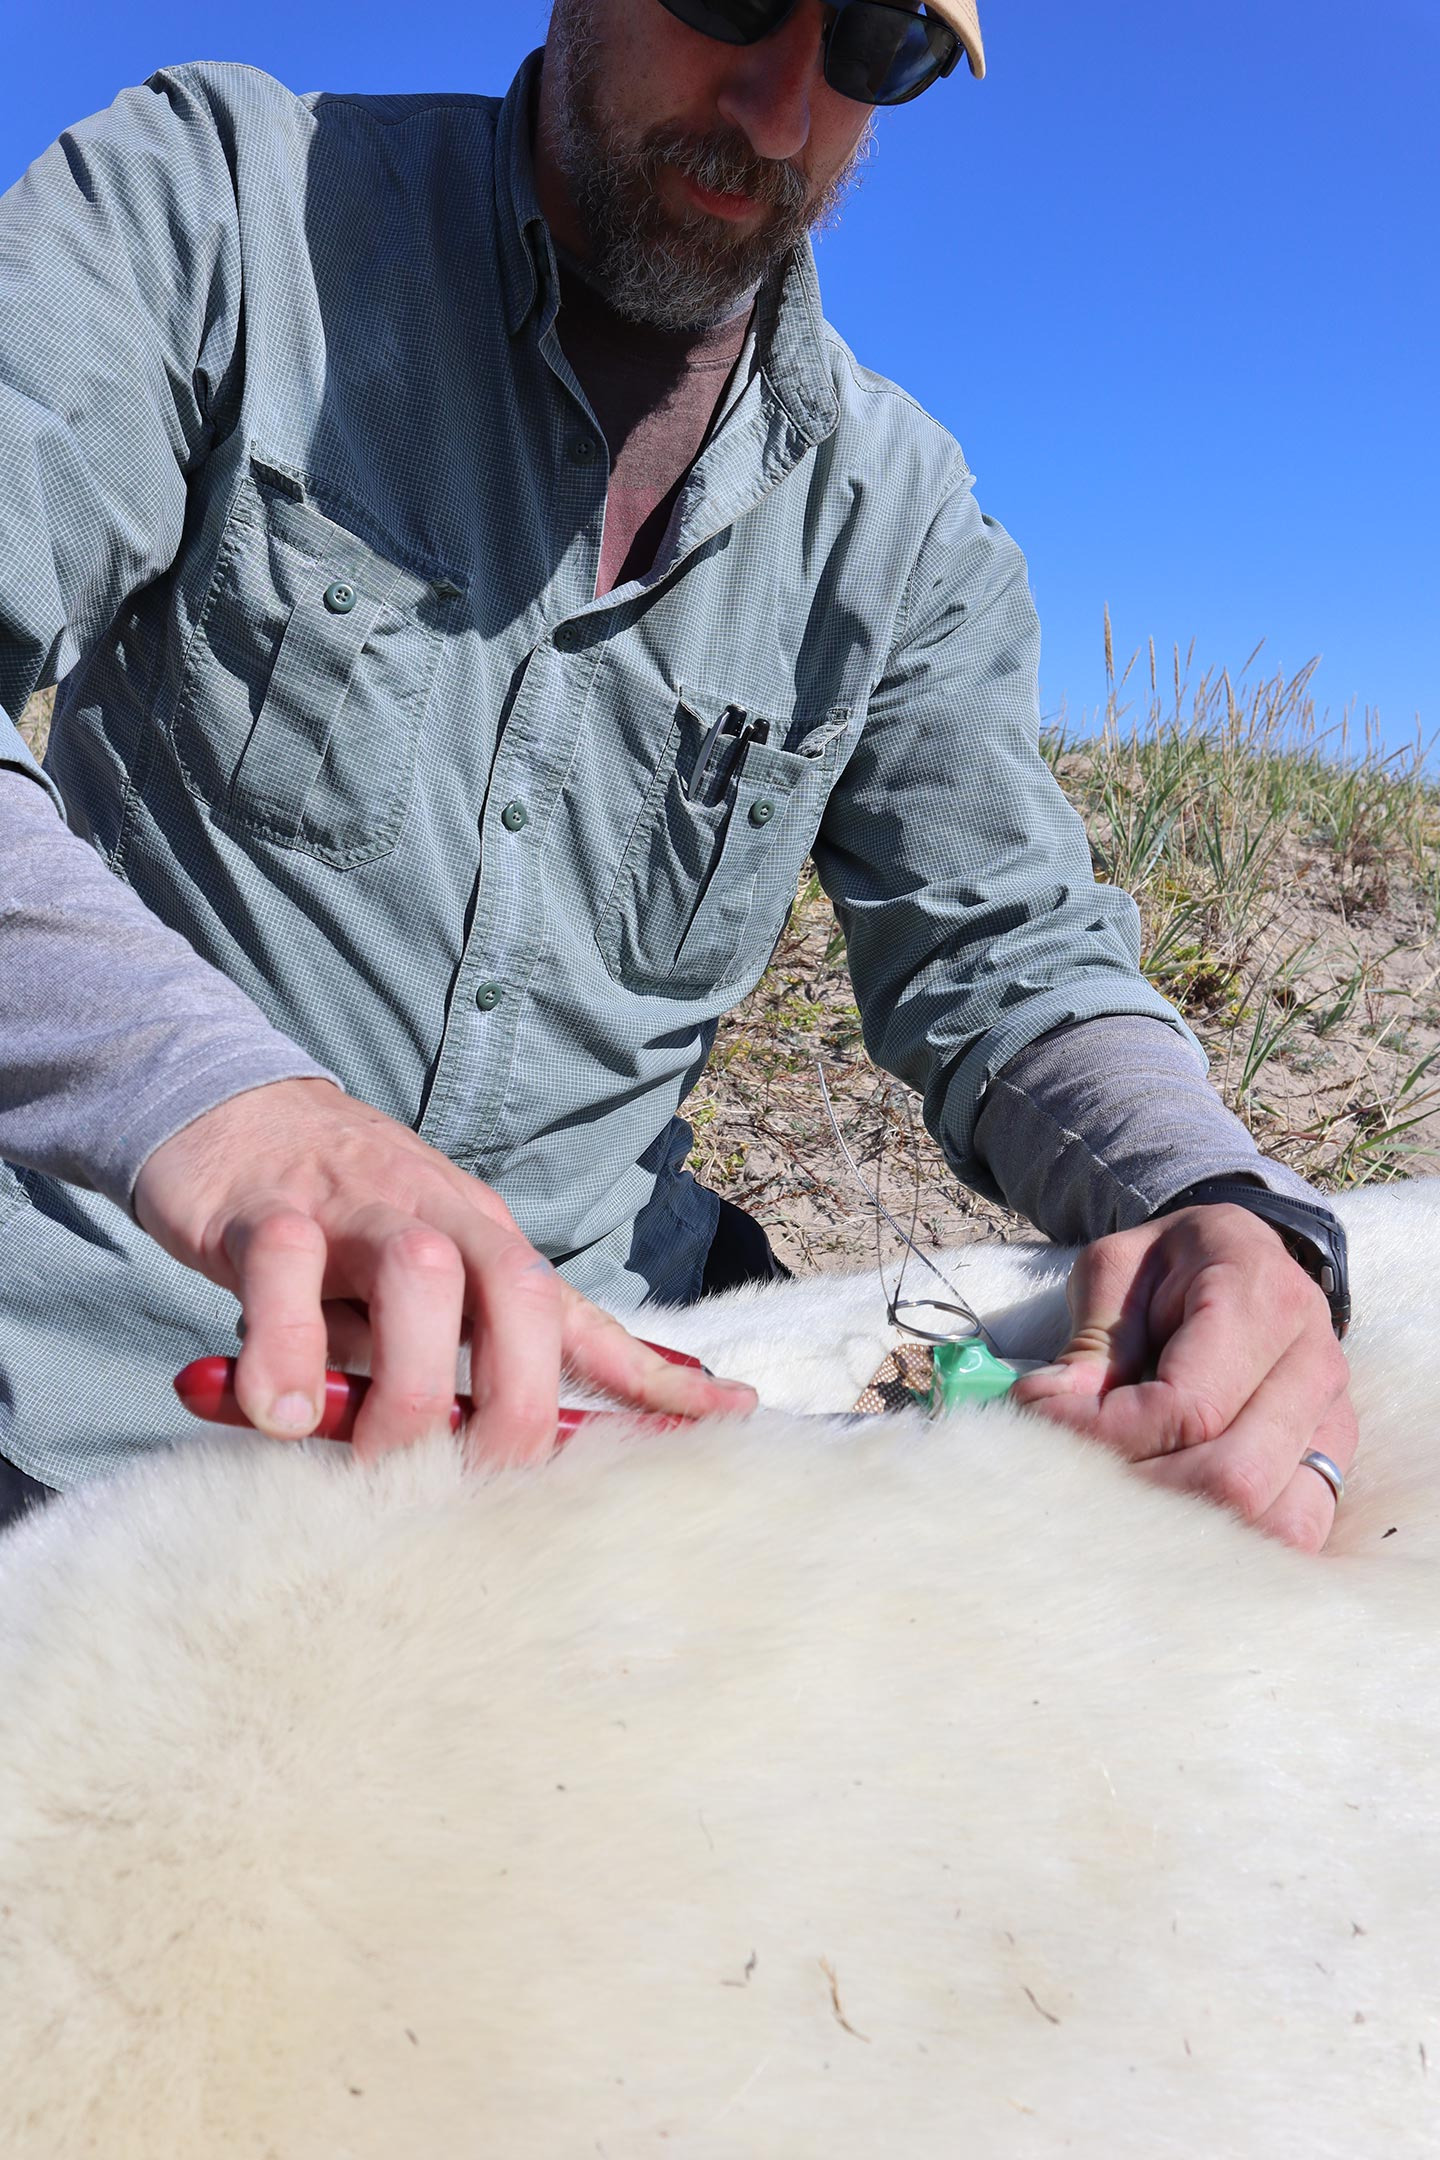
0,53,1191,1484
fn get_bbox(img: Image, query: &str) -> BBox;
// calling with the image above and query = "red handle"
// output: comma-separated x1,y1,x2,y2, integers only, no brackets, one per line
174,1339,706,1447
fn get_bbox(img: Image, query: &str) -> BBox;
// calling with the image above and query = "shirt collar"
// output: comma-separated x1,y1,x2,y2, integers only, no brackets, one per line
757,240,840,446
494,49,839,444
496,51,558,339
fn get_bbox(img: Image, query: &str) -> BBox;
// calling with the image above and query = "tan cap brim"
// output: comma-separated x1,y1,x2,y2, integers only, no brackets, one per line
926,0,985,80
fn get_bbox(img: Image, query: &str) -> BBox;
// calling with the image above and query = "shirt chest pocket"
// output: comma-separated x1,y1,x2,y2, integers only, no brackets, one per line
168,461,465,867
594,690,855,998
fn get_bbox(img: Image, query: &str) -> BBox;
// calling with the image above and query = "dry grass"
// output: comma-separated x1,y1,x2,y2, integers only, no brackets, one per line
20,628,1439,1279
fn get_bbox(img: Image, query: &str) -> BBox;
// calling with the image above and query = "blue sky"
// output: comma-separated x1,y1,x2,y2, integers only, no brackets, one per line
5,0,1436,752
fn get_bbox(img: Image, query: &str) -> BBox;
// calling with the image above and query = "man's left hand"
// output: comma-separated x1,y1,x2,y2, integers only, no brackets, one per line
1008,1203,1356,1553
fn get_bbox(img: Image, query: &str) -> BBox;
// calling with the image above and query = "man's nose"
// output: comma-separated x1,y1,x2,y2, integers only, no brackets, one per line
714,2,825,164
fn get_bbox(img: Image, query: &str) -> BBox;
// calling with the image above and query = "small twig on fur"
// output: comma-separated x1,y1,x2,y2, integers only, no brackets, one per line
819,1957,870,2042
1022,1985,1062,2027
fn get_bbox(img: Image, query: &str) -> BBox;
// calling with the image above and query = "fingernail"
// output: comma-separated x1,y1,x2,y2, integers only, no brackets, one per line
268,1392,318,1434
1022,1364,1071,1384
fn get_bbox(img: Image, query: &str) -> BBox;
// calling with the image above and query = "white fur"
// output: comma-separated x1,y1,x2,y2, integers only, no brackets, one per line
2,1183,1439,2156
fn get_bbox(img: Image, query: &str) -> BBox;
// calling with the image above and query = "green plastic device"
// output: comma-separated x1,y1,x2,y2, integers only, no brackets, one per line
926,1339,1028,1411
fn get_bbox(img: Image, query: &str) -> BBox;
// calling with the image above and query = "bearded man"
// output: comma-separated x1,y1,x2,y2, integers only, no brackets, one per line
0,1,1355,1545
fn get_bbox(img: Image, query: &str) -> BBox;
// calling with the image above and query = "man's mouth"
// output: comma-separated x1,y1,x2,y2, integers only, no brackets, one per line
671,167,765,224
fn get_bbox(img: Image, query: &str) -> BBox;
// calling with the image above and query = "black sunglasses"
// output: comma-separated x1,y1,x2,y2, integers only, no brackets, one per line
656,0,962,108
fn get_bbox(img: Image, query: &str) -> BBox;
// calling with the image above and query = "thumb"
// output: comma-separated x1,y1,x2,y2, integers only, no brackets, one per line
1010,1228,1161,1407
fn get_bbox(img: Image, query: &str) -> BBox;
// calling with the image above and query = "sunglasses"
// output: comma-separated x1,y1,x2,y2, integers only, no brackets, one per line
656,0,962,108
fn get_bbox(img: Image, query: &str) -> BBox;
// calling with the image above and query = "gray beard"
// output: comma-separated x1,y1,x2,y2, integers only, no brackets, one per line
544,1,872,332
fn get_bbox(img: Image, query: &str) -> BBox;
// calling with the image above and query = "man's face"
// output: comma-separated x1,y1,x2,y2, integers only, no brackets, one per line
539,0,879,329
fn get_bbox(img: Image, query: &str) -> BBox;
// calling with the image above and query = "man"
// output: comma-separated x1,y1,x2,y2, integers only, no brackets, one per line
0,0,1354,1544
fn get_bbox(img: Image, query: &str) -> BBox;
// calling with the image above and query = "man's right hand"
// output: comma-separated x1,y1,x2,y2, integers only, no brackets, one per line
133,1078,756,1462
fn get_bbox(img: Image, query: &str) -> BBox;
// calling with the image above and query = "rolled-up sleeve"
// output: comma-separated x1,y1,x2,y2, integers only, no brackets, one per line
813,459,1196,1191
0,68,243,733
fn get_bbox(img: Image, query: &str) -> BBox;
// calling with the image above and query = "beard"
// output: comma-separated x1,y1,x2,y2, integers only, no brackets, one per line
545,0,873,331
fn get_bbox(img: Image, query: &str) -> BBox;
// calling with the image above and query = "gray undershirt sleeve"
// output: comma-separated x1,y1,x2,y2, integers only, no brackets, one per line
972,1014,1322,1246
0,766,341,1217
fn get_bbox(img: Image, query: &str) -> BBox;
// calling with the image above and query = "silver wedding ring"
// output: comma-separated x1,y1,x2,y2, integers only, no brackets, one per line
1300,1449,1346,1509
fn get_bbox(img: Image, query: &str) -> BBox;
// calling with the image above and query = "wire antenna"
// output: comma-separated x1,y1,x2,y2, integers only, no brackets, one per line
814,1061,997,1351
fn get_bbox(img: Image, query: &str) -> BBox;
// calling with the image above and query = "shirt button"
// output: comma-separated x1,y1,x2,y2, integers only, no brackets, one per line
553,622,580,652
474,982,503,1011
567,435,600,465
500,800,529,832
749,799,776,826
323,581,358,615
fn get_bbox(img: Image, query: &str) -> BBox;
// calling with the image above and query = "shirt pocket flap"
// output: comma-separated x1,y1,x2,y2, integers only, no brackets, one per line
171,457,465,865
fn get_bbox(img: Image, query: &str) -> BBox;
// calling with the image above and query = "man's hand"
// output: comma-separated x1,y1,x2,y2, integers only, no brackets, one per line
1008,1203,1356,1553
134,1078,756,1462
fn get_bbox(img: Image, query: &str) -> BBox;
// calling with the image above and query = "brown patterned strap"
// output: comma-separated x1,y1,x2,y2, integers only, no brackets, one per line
852,1341,934,1415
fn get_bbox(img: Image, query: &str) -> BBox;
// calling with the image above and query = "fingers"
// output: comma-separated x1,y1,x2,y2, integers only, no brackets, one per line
555,1285,758,1423
154,1080,756,1465
318,1206,470,1462
1009,1204,1358,1557
1253,1397,1359,1555
1009,1228,1162,1408
461,1260,756,1467
242,1207,753,1470
1013,1207,1331,1462
224,1207,331,1437
233,1203,473,1459
457,1236,568,1467
326,1213,754,1464
1133,1334,1354,1530
1143,1225,1334,1451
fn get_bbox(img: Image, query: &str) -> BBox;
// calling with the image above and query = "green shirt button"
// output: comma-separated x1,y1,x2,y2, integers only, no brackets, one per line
323,581,358,615
552,622,580,652
749,799,776,826
474,982,503,1011
500,800,529,832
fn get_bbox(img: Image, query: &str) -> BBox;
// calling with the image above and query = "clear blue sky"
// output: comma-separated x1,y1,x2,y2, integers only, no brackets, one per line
5,0,1437,752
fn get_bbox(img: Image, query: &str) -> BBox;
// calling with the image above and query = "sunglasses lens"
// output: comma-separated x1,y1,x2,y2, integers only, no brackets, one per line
827,5,955,105
657,0,957,104
657,0,795,46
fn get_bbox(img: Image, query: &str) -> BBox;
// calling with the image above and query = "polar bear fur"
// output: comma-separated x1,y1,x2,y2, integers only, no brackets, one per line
2,1181,1439,2158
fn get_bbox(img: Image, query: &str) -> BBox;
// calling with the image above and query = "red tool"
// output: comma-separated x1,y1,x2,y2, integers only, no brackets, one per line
174,1337,709,1447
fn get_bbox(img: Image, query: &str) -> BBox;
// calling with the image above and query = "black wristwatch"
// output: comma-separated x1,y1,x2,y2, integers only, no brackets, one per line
1149,1176,1351,1339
